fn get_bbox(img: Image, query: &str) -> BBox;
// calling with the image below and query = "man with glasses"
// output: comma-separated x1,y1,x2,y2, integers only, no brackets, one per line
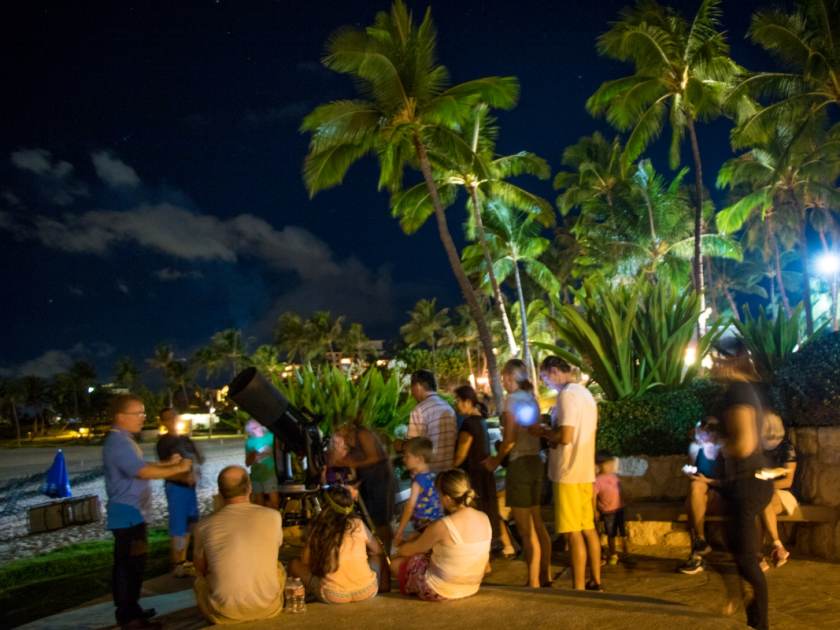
103,394,193,629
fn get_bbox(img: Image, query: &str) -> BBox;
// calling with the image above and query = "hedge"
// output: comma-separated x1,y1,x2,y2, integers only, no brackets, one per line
597,380,723,456
770,331,840,427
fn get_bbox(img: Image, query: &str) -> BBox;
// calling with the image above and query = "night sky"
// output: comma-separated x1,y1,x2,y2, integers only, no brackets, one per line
1,0,769,379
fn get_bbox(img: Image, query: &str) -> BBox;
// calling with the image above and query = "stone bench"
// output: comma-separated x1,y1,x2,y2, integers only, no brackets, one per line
621,501,839,550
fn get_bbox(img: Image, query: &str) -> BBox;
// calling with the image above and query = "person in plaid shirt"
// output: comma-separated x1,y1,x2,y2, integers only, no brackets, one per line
406,370,456,474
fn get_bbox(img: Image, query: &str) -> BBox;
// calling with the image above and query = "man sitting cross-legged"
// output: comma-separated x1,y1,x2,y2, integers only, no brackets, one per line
193,466,286,624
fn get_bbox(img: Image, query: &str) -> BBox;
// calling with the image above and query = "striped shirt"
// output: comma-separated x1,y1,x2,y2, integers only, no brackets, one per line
408,393,457,473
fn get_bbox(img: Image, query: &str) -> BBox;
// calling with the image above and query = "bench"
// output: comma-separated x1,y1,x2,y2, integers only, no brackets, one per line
626,501,838,525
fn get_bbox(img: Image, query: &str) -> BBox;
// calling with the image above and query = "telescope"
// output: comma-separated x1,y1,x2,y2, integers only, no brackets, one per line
227,367,325,488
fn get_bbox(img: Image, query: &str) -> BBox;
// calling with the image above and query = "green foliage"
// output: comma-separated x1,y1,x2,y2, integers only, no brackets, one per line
734,303,805,380
772,331,840,426
393,347,469,388
541,281,722,400
276,365,415,436
598,381,724,456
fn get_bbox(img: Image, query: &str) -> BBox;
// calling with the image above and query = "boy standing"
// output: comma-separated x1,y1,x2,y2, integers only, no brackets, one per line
394,437,444,546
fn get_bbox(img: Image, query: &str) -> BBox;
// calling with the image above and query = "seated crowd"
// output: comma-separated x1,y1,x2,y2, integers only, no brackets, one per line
105,346,795,630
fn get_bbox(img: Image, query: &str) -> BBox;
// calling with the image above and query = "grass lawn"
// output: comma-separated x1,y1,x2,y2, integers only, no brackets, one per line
0,528,170,627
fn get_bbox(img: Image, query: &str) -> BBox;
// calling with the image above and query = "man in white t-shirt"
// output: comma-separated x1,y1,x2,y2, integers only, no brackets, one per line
193,466,285,624
533,356,601,591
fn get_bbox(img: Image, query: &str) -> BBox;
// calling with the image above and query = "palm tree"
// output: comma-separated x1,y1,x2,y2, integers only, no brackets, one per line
464,203,561,376
709,256,770,321
340,322,372,364
440,304,480,385
309,312,345,365
250,345,286,383
587,0,747,314
0,377,23,445
209,329,248,380
148,344,176,406
113,356,140,389
67,361,96,421
400,298,450,372
392,105,553,357
730,0,840,148
275,312,319,364
300,1,517,411
717,122,840,333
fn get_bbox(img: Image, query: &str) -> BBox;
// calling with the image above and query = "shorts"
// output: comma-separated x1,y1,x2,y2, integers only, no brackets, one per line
164,482,199,537
398,554,444,601
251,472,279,495
554,482,594,534
600,508,626,538
506,455,544,508
306,574,378,604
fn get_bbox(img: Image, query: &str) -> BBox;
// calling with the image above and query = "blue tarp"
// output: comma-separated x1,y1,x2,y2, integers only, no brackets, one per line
42,449,72,498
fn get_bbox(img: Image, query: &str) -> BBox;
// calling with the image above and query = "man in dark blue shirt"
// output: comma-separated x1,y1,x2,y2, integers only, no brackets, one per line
103,394,192,630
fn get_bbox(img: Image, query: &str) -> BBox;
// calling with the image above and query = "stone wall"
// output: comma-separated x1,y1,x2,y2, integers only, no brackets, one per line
788,427,840,561
619,454,688,502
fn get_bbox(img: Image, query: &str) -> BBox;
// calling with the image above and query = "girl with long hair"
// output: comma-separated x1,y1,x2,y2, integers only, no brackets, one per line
392,468,492,601
289,486,385,604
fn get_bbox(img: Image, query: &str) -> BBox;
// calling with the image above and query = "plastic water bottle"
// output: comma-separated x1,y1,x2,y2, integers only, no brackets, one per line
285,577,306,613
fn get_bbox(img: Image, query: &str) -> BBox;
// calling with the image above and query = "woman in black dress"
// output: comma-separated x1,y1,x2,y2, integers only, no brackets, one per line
453,385,509,555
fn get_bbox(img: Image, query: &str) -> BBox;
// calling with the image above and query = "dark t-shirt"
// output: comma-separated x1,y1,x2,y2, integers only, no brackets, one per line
458,415,490,472
718,381,768,480
765,438,797,467
156,434,201,486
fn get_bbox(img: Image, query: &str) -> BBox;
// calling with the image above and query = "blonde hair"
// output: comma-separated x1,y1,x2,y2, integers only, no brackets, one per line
435,468,477,511
762,412,785,448
502,359,534,392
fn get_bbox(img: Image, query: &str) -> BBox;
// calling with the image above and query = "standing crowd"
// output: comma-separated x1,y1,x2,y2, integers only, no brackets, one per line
103,342,784,630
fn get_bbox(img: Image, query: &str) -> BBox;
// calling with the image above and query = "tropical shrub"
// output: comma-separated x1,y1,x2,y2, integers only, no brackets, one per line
734,304,805,381
771,331,840,427
277,365,415,436
540,281,722,400
392,347,469,388
598,380,724,456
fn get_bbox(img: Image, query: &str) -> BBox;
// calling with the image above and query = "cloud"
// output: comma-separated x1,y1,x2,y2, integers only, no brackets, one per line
91,151,140,188
116,279,130,295
1,342,114,378
154,267,204,282
66,284,85,297
242,103,309,127
9,148,88,205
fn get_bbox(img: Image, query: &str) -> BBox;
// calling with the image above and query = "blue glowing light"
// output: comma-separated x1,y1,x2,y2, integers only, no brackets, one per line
512,400,539,427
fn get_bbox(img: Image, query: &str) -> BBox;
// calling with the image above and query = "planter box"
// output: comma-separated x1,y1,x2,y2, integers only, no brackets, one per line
28,495,102,534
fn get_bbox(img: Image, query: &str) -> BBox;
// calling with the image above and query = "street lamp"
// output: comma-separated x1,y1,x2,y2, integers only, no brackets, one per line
816,252,840,331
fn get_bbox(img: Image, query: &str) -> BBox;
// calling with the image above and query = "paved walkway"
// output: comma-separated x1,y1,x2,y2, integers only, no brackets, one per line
22,548,840,629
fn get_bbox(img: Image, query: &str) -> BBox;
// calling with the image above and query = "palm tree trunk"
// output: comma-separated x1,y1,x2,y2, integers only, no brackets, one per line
11,402,21,446
724,287,741,322
468,186,519,356
511,260,533,376
791,195,814,335
773,237,793,316
705,257,718,318
686,118,707,329
413,133,504,414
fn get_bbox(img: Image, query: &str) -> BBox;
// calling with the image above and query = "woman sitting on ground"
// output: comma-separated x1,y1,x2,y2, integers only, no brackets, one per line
289,486,385,604
392,468,492,601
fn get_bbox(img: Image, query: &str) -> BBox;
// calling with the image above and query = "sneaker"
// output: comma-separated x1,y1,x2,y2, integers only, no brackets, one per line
172,562,196,578
771,545,790,568
585,579,604,592
608,554,619,566
692,538,712,556
678,556,705,575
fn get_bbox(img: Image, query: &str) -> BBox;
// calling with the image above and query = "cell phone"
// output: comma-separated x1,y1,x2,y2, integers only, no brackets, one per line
682,464,698,475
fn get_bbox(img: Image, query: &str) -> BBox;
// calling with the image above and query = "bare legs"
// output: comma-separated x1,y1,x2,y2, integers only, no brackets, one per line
566,529,601,590
688,480,709,541
511,506,551,587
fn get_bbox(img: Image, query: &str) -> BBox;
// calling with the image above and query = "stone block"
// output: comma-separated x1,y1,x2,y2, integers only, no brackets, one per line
816,467,840,506
793,427,818,456
808,523,835,558
817,427,840,464
626,520,672,547
798,457,820,503
662,529,691,548
621,478,653,502
832,522,840,562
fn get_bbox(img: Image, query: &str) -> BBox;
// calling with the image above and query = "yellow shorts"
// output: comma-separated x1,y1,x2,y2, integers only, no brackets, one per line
554,482,595,534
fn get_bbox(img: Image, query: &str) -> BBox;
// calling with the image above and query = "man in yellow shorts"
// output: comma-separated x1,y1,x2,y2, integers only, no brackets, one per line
536,356,602,591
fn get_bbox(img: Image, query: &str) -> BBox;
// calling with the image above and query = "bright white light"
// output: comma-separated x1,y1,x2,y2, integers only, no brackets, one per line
87,386,95,393
511,399,539,426
684,345,697,366
816,252,840,276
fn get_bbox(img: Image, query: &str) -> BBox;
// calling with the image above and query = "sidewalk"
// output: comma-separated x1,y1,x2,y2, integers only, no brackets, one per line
19,549,840,629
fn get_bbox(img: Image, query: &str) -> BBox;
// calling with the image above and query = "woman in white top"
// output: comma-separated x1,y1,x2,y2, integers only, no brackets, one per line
392,468,491,601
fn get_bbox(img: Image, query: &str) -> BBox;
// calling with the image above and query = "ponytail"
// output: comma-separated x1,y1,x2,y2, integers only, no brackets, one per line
502,359,533,392
435,468,478,511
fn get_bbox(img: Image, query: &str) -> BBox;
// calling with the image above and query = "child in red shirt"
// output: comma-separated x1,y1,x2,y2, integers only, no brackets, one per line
594,452,627,565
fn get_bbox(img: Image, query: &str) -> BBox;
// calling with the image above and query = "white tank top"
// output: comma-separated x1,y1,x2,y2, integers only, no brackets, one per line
425,512,491,599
